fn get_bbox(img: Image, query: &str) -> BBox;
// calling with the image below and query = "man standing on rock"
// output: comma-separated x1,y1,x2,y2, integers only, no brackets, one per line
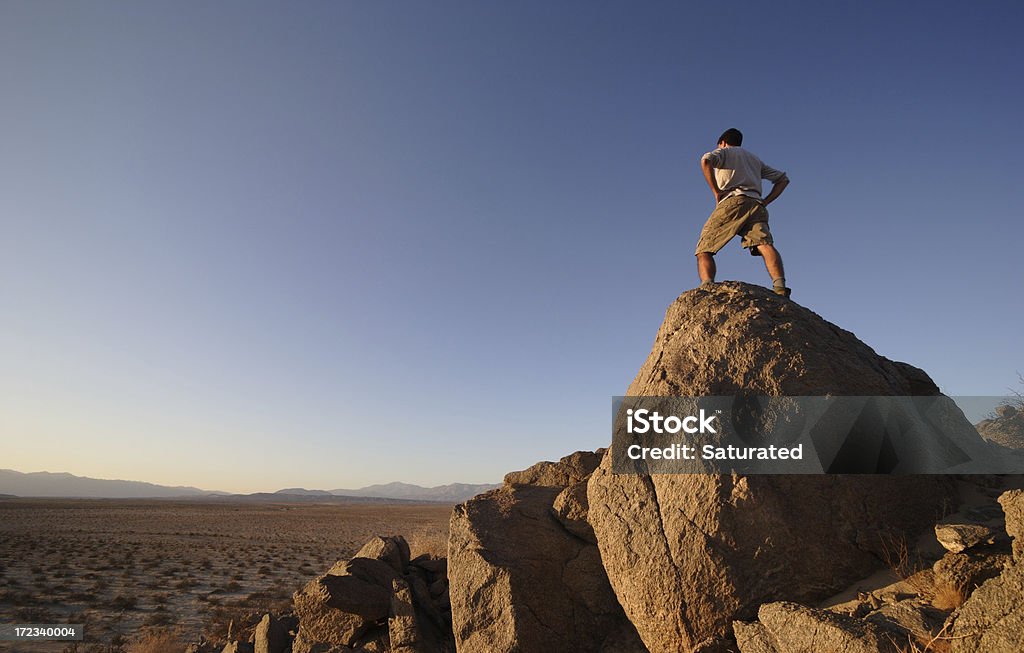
695,128,791,297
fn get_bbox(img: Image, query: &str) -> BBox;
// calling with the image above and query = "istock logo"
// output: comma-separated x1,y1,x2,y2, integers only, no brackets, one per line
625,408,718,435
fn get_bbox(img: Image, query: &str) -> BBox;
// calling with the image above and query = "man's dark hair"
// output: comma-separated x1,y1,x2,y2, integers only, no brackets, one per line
718,128,743,146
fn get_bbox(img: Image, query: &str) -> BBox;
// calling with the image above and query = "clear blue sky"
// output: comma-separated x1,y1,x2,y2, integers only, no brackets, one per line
2,2,1021,492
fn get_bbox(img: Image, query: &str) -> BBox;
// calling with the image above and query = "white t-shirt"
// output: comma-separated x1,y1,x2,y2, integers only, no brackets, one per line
701,146,787,202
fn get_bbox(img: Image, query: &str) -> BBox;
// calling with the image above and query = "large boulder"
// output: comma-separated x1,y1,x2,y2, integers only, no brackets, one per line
292,557,399,649
448,451,645,653
621,282,939,397
587,282,966,652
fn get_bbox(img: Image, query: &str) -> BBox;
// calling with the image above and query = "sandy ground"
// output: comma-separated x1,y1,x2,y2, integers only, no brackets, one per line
0,497,453,652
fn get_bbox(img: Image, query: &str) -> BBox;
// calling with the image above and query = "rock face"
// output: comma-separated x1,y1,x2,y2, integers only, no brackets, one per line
949,490,1024,652
587,282,962,652
933,550,1009,595
735,602,904,653
999,489,1024,560
448,450,644,653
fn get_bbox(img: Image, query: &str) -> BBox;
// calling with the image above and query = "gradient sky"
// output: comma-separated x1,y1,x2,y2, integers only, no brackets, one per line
2,2,1022,493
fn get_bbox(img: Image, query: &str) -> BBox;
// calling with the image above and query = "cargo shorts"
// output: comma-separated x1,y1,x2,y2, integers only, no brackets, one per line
694,194,773,257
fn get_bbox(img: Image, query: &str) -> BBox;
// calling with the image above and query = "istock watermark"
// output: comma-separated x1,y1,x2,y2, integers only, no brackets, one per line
625,408,719,435
610,396,1024,475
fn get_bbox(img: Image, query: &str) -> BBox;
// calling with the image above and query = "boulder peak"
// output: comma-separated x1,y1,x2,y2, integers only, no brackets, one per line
629,281,938,397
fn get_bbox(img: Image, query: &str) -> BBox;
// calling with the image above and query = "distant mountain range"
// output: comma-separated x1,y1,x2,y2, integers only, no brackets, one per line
0,469,217,499
273,482,498,502
0,469,496,503
328,482,497,502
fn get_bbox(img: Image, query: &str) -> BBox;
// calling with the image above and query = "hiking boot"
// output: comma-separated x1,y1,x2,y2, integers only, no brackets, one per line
773,286,792,298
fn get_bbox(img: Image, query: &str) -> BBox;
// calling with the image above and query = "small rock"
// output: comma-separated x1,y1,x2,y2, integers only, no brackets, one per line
935,522,1001,553
254,613,291,653
551,480,596,544
355,535,411,574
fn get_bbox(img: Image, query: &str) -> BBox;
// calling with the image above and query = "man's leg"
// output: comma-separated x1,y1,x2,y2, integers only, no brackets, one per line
697,252,716,286
755,244,789,295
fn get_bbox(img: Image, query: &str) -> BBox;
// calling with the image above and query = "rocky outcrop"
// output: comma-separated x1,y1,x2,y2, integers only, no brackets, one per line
975,404,1024,449
948,490,1024,652
448,450,644,653
725,482,1024,653
587,282,962,652
290,534,454,653
194,282,1021,653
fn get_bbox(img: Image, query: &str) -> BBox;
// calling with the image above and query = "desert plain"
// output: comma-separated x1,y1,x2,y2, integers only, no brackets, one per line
0,498,452,652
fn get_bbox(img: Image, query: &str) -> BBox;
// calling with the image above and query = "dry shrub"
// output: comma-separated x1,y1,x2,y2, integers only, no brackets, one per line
878,532,933,592
879,534,916,579
891,633,953,653
931,580,966,611
888,618,959,653
126,627,182,653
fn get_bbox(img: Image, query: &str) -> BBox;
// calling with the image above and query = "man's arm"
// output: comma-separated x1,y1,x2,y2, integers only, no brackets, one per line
761,176,789,207
701,157,723,203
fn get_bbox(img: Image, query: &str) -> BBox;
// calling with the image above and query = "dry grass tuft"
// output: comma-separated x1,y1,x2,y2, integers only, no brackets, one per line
930,580,966,611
